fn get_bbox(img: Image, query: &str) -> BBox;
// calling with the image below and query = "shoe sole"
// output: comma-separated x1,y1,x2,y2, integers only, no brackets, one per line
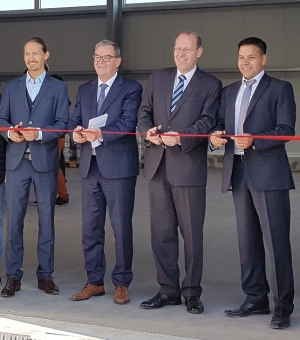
270,322,290,329
187,307,204,314
69,291,105,301
1,286,21,297
55,203,69,206
38,285,59,294
225,309,270,318
114,299,131,305
140,300,182,309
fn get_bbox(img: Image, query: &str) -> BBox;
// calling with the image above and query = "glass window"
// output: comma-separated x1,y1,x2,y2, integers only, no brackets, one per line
0,0,34,11
41,0,106,9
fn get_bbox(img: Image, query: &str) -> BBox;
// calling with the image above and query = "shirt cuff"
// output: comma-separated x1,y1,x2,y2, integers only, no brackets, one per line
35,128,42,141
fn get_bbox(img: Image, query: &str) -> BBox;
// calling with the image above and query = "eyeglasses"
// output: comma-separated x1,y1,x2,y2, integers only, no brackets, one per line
93,54,118,62
173,48,196,54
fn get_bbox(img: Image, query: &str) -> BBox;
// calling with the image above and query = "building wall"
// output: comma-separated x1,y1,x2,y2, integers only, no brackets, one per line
0,3,300,155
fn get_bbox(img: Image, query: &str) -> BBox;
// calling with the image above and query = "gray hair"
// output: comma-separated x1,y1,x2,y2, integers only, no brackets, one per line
94,40,121,57
176,30,202,48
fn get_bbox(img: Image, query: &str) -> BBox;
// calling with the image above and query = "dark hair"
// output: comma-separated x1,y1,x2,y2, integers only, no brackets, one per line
25,36,49,72
238,37,267,55
51,74,64,82
95,40,121,58
176,30,202,48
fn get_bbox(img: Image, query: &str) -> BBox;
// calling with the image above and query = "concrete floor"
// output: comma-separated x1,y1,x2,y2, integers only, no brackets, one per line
0,167,299,340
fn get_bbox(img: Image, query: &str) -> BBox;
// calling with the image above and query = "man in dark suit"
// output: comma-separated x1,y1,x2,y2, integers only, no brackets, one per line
68,40,142,304
0,37,69,296
210,37,295,329
137,31,221,314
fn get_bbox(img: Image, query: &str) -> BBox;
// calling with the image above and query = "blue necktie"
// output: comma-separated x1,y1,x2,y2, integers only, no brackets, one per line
237,79,256,134
171,75,186,112
97,83,108,115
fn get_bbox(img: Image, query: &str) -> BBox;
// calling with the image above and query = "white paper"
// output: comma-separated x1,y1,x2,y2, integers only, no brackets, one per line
88,113,108,148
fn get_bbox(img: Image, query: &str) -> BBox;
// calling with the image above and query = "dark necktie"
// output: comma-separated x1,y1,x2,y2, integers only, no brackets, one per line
171,74,186,112
97,83,108,115
237,79,256,134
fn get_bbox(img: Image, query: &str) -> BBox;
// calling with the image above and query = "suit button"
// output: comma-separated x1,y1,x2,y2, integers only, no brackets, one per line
168,125,171,129
29,121,32,125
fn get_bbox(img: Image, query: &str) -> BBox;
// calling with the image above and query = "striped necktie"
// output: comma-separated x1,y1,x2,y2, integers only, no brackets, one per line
97,83,108,115
171,74,186,112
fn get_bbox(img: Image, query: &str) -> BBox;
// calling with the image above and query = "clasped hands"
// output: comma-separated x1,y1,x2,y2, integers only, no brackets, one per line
146,125,180,147
73,126,102,143
210,131,253,149
10,122,39,142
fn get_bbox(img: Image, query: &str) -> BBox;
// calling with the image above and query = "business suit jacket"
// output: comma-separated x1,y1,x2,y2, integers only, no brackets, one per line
215,73,295,193
0,73,69,280
69,74,142,179
138,67,222,186
0,74,69,171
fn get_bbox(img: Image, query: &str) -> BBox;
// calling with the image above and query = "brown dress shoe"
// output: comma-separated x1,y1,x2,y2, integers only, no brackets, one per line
70,284,105,301
114,286,130,304
1,278,21,297
38,276,59,294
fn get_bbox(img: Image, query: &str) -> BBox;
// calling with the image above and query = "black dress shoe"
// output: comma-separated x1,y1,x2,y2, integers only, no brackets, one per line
140,293,181,309
38,276,59,294
225,301,270,317
1,278,21,297
185,296,204,314
270,306,290,329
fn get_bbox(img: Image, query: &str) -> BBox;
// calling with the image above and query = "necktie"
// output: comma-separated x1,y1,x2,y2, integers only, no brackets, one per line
237,79,256,134
171,74,186,112
97,83,108,115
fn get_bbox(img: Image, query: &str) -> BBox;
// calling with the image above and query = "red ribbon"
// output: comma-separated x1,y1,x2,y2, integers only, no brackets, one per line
0,127,298,141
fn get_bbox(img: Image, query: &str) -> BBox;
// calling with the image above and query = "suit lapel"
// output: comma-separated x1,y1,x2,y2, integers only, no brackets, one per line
33,74,51,109
246,74,271,119
18,75,30,115
227,82,241,134
98,73,122,116
89,79,98,119
170,67,201,120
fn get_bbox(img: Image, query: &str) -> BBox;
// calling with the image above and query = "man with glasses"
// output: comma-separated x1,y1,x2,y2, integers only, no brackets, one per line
68,40,142,304
137,31,221,314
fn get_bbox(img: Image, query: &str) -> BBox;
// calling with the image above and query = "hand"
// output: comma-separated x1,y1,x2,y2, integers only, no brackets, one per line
161,131,180,146
81,128,103,143
231,133,253,149
146,125,162,145
210,130,227,147
73,126,87,144
21,127,39,141
10,122,25,143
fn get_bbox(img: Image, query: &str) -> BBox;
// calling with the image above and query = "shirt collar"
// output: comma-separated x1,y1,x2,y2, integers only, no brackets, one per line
176,66,197,83
242,70,265,85
98,72,118,88
26,70,46,84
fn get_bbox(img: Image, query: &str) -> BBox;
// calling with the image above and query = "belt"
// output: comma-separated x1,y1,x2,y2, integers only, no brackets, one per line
234,154,245,162
23,153,31,160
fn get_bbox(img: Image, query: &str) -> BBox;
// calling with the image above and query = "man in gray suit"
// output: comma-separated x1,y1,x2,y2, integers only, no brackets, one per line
0,37,69,297
210,37,295,329
137,31,221,314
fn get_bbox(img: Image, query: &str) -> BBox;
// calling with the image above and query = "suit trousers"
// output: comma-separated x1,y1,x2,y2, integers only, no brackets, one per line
149,154,206,298
5,159,57,280
82,157,136,287
231,157,294,313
